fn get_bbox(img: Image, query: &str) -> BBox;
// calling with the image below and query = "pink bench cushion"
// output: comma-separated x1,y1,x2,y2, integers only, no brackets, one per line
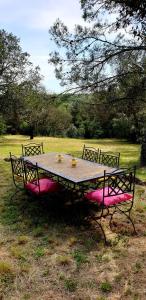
25,178,59,195
85,187,132,206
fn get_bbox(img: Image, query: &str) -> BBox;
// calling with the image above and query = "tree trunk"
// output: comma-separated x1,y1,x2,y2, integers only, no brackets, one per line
29,126,34,140
140,143,146,167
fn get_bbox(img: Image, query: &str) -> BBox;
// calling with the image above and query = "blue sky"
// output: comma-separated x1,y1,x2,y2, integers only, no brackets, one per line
0,0,85,93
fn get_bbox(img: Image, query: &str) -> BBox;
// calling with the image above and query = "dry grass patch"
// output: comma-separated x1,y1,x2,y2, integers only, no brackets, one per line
56,255,72,266
0,261,13,275
17,235,30,245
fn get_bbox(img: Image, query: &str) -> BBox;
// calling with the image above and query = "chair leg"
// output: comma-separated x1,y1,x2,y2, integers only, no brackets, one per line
90,216,107,245
110,206,137,235
127,212,137,235
118,207,137,235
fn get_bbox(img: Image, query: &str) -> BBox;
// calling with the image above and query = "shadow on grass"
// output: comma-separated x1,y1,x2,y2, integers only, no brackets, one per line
0,187,102,251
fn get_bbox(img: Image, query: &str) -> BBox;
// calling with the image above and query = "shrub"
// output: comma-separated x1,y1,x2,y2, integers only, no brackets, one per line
19,121,30,135
66,124,78,138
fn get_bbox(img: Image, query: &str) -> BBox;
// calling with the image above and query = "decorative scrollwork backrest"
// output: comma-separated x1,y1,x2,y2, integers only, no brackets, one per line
99,151,120,168
22,143,44,157
10,153,24,187
23,161,39,186
104,167,136,198
82,145,99,163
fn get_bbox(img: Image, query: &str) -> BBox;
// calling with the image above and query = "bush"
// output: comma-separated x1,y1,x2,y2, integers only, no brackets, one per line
66,124,78,138
19,121,30,135
112,114,131,139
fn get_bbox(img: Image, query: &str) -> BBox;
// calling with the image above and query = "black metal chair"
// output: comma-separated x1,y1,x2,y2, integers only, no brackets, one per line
99,150,120,168
82,145,99,163
23,160,60,198
10,153,25,200
22,142,44,157
85,166,136,244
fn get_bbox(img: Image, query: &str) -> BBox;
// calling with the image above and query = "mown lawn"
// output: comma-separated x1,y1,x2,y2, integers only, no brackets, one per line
0,135,146,300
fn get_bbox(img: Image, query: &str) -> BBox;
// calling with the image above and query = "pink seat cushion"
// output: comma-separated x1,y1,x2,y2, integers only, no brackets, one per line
85,187,132,206
25,178,59,195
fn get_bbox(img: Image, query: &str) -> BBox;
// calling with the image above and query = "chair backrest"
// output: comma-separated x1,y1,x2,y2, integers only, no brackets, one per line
23,160,40,193
82,145,99,163
10,153,25,188
23,160,39,183
22,142,44,157
99,150,120,168
102,167,136,204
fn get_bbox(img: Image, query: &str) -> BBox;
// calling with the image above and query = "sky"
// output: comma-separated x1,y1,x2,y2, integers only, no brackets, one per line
0,0,85,93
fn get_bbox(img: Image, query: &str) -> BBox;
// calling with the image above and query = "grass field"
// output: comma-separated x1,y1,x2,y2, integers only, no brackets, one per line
0,135,146,299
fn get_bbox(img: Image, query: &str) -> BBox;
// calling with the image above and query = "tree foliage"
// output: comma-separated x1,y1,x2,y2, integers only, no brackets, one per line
49,0,146,93
0,30,30,93
81,0,146,36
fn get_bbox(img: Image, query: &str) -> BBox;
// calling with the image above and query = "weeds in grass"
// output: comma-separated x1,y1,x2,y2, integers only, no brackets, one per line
100,281,112,293
56,255,71,266
95,254,103,263
1,204,20,225
72,249,88,267
64,278,77,292
59,272,65,280
96,252,111,263
34,247,45,258
82,236,96,250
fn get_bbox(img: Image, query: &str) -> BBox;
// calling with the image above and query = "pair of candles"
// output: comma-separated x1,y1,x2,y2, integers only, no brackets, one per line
57,155,77,167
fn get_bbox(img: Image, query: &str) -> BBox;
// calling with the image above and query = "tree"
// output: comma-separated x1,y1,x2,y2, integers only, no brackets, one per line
0,30,30,95
0,29,44,137
81,0,146,36
49,0,146,93
49,0,146,165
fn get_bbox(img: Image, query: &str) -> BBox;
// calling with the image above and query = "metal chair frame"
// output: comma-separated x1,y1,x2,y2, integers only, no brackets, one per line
99,150,120,168
10,153,25,200
82,145,99,163
23,160,40,194
22,142,44,157
23,160,60,199
86,166,136,244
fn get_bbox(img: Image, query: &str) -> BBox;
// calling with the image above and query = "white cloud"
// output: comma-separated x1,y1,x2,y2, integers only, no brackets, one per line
0,0,85,30
30,55,64,93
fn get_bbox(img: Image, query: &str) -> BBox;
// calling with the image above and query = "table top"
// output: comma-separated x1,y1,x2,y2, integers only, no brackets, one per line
23,153,116,184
